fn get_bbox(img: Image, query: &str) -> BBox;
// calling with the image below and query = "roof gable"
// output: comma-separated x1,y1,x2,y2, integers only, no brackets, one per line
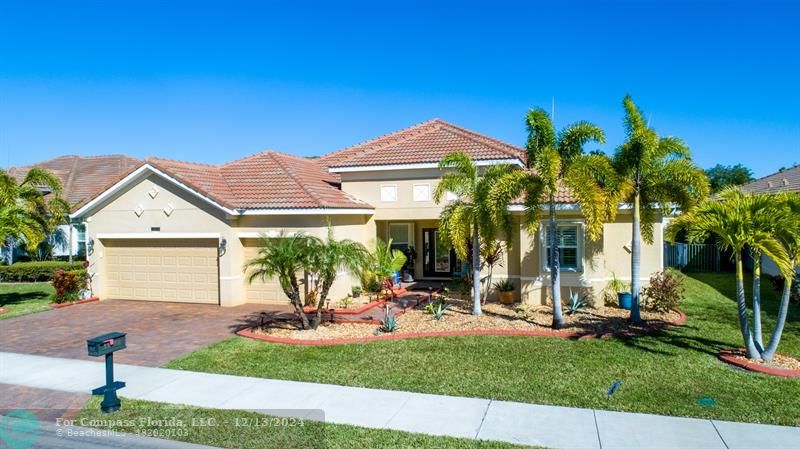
318,119,525,171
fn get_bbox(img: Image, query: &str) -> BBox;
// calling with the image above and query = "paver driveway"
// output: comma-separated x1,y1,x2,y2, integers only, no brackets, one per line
0,300,292,366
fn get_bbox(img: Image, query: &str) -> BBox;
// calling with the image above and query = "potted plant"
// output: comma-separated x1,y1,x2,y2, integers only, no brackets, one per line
493,279,515,304
607,274,631,310
351,285,362,298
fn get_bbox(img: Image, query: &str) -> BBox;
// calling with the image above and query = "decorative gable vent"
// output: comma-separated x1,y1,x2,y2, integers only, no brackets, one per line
783,178,789,186
148,186,159,198
134,205,144,217
163,203,174,216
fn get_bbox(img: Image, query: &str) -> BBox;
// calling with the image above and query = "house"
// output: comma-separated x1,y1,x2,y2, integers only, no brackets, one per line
70,119,665,306
3,155,140,262
740,164,800,276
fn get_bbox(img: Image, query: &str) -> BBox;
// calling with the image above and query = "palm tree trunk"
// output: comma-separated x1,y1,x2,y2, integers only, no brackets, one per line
630,193,643,323
762,276,793,361
482,264,493,305
735,252,760,359
472,223,482,316
312,279,334,330
549,201,564,328
752,253,764,350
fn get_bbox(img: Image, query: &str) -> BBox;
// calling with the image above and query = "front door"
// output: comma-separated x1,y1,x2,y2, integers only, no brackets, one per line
422,228,456,278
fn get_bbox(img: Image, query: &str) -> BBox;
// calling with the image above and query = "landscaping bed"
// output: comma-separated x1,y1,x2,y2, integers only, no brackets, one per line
718,349,800,377
49,296,99,309
245,296,682,344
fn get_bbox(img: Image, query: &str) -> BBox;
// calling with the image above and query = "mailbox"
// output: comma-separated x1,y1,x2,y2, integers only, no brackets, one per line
87,331,127,413
87,332,126,357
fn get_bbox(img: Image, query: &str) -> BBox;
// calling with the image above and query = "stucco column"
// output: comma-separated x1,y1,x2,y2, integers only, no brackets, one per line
218,229,245,307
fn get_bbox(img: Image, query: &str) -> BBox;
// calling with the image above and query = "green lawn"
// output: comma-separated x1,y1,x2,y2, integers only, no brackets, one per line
77,397,536,449
166,272,800,426
0,282,53,319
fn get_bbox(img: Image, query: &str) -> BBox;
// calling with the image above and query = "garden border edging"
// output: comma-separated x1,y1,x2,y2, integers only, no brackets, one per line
717,350,800,378
49,297,99,309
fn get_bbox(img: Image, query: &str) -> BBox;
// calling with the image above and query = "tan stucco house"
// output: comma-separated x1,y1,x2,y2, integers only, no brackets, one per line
71,119,665,307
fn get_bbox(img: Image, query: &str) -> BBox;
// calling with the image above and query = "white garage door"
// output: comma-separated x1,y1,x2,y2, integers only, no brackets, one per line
242,239,293,305
104,239,219,304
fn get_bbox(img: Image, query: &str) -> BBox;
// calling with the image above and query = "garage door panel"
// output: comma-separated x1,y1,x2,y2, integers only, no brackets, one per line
104,239,218,304
242,240,292,305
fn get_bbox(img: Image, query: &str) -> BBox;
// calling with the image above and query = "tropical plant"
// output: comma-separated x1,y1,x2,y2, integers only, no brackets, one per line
492,279,514,292
368,238,407,290
339,295,354,309
566,290,587,315
641,270,685,313
432,302,448,320
304,226,369,329
434,152,515,316
378,305,398,333
51,268,81,303
490,109,621,328
480,240,505,304
667,189,798,360
245,233,315,329
0,168,70,258
602,274,630,306
613,95,709,322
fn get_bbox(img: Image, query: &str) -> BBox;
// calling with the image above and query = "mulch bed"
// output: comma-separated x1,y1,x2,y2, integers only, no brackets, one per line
239,294,685,345
718,349,800,378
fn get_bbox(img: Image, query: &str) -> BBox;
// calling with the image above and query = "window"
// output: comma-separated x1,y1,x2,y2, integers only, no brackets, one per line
542,223,583,271
75,224,87,257
412,183,430,202
388,223,413,251
445,191,459,201
380,184,397,202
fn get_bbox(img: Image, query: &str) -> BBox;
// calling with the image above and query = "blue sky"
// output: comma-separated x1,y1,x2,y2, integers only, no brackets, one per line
1,0,798,177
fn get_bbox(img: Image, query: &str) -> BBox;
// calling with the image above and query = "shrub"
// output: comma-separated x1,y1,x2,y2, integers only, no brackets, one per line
493,279,515,292
642,271,685,312
0,261,86,282
51,269,82,304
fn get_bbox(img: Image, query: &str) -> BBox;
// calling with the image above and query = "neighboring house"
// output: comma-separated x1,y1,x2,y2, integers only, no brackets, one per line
70,119,666,306
3,155,140,262
740,165,800,276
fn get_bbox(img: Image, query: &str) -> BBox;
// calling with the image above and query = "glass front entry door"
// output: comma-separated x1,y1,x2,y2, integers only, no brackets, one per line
422,228,456,277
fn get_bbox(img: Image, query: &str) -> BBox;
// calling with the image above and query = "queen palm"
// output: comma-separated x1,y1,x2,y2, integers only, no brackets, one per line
0,167,69,257
613,95,709,322
667,189,796,360
433,152,515,316
490,109,619,328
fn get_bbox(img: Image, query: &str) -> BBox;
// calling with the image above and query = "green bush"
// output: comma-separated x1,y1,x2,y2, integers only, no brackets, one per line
52,269,81,303
0,261,86,282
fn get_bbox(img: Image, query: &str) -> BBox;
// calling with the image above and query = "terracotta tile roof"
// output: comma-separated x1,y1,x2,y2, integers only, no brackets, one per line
8,155,142,207
318,119,525,169
146,151,371,211
740,165,800,195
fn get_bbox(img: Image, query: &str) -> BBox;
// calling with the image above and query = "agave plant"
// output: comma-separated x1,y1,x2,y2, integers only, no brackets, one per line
432,302,448,320
567,290,587,315
379,305,398,333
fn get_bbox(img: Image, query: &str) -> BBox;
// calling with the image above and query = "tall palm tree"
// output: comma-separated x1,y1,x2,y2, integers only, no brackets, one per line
490,109,619,328
613,95,709,322
667,189,795,360
0,168,69,259
433,152,515,316
245,233,315,329
306,226,369,329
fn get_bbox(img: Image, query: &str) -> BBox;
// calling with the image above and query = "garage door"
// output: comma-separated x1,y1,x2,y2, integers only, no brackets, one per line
242,239,292,305
104,239,219,304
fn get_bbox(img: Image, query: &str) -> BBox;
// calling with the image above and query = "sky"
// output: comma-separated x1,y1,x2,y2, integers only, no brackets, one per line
1,0,798,178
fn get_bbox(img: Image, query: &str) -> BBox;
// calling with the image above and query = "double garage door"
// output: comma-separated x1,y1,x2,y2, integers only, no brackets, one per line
103,239,219,304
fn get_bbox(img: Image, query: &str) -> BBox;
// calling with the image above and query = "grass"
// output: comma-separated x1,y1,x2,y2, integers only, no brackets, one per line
0,282,53,319
77,397,536,449
166,272,800,426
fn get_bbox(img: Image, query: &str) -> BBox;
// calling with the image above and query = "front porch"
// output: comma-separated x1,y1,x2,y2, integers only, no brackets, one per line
376,219,463,282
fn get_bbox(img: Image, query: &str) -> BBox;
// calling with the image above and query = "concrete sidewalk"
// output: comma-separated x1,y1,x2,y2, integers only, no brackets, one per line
1,352,797,449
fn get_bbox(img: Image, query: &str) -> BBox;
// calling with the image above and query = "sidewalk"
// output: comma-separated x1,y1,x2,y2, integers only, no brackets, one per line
2,352,797,449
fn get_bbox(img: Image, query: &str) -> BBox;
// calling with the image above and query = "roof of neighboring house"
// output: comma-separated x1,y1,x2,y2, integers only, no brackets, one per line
77,151,372,213
318,119,526,170
740,165,800,194
7,155,142,207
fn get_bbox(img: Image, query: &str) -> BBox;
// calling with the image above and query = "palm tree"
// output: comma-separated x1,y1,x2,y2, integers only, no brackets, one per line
369,238,407,290
433,152,515,316
490,109,619,328
613,95,709,323
667,189,796,360
0,167,69,259
306,226,369,329
245,233,315,329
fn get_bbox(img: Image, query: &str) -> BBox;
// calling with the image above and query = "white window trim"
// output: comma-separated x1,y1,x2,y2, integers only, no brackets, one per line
388,222,414,247
412,183,431,202
540,221,584,273
380,184,398,202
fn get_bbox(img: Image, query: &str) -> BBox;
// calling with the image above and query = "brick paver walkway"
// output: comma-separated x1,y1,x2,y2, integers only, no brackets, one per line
0,300,291,366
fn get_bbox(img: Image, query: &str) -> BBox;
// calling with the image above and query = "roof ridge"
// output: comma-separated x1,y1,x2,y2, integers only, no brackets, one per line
435,120,524,159
145,156,219,168
269,152,326,207
742,164,800,186
318,118,441,164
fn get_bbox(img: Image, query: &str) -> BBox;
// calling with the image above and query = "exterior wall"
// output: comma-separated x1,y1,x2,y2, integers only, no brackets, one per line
340,169,449,220
82,173,372,307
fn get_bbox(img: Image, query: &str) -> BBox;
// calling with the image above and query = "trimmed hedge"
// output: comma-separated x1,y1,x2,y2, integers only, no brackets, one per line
0,261,86,282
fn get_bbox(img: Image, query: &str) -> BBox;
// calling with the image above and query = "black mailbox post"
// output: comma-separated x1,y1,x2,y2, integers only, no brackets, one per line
87,331,126,413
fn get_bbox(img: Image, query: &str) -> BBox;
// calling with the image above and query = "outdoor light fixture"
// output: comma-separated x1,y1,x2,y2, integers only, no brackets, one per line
87,239,95,255
218,238,227,257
